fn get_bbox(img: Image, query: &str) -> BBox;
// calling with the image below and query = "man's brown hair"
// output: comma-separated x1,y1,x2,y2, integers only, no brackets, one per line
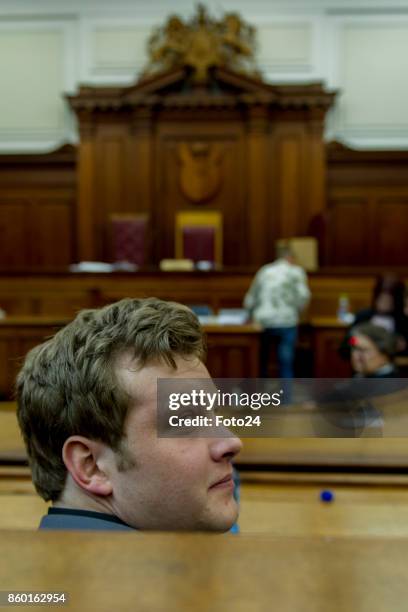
16,298,205,502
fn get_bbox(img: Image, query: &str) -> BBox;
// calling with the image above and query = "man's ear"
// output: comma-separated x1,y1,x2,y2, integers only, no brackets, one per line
62,436,113,497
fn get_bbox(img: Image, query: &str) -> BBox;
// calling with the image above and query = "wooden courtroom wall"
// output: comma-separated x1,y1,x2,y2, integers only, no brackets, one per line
1,139,408,269
323,142,408,266
0,145,77,269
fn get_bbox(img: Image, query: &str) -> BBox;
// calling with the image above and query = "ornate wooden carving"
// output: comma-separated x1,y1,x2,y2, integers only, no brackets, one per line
178,142,223,203
142,5,258,84
0,146,77,270
67,25,335,266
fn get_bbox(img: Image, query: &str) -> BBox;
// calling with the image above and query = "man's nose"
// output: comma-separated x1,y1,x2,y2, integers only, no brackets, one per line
210,434,243,461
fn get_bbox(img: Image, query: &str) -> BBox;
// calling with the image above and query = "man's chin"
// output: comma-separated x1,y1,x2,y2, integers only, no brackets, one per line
200,504,239,532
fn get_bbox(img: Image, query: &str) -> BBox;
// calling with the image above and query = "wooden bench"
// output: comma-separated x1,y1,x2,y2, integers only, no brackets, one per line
239,475,408,537
3,404,408,469
0,531,408,611
0,407,26,464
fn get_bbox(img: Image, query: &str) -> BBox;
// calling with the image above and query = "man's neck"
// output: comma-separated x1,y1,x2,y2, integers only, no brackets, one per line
54,481,115,516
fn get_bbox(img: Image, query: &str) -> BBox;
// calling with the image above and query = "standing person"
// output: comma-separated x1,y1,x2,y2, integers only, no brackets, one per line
243,244,310,378
16,297,242,531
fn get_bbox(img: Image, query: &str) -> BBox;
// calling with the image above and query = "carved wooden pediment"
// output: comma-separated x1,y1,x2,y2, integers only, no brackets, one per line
67,67,335,114
67,6,336,115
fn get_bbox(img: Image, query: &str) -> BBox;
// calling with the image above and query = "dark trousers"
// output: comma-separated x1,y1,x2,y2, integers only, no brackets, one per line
260,326,298,378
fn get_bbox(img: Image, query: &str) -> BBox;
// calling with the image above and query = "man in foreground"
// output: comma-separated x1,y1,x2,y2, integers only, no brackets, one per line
17,298,242,531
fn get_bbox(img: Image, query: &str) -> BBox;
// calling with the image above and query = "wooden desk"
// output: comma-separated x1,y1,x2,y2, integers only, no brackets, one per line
204,323,261,378
237,438,408,470
0,270,404,380
0,269,392,318
1,532,408,611
0,318,261,398
311,317,408,377
0,318,68,400
310,317,351,377
0,409,27,464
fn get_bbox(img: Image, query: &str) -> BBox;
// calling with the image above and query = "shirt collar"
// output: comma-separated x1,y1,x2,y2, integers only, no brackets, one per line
48,507,133,529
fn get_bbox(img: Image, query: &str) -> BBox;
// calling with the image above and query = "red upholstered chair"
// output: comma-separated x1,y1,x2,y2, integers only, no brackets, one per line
175,211,222,265
110,214,148,266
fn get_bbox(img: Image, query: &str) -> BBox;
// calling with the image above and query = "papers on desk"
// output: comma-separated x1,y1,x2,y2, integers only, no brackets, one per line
217,309,249,325
198,309,249,325
197,315,219,325
69,261,138,273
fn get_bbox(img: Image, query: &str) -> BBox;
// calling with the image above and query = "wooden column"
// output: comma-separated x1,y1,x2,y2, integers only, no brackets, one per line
130,107,154,215
274,122,306,239
246,104,271,265
76,111,97,261
304,109,327,235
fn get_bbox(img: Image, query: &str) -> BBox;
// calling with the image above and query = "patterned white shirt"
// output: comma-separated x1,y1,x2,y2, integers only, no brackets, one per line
244,259,310,328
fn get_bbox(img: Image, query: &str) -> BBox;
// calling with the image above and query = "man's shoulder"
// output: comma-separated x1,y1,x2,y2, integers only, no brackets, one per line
254,263,275,277
255,260,307,280
284,262,307,279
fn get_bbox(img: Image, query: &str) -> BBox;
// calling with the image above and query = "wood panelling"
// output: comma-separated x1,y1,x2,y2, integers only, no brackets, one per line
377,197,408,265
0,318,67,399
0,196,74,269
246,108,271,265
0,145,76,270
30,200,73,267
325,188,408,266
67,71,334,266
205,324,260,378
327,196,368,265
306,119,326,226
0,201,28,267
326,143,408,267
327,142,408,187
77,136,96,260
311,317,352,378
0,136,408,270
278,134,302,237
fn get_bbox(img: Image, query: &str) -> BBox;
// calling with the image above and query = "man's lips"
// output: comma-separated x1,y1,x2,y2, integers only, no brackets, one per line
209,474,234,489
